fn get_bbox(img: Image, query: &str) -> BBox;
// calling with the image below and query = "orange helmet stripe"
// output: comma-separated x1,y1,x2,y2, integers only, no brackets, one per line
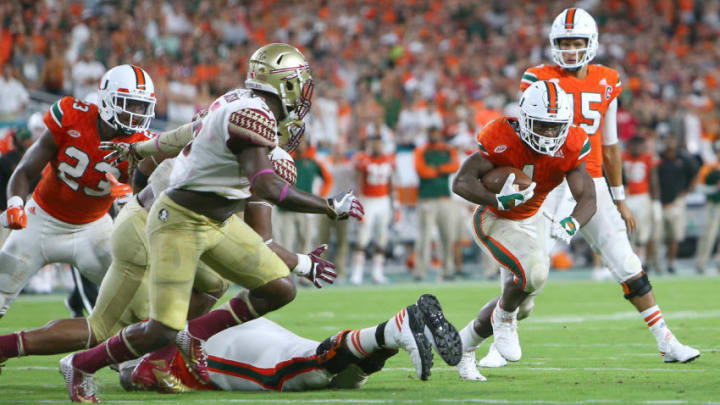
565,8,576,29
545,82,558,114
131,65,146,90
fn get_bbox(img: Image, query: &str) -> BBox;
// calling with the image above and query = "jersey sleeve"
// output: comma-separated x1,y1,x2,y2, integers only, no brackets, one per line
224,107,278,154
607,68,622,103
42,97,75,142
520,67,541,91
476,119,508,166
574,131,592,168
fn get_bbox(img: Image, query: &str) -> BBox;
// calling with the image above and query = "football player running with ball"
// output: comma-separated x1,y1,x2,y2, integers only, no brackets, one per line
463,8,699,377
453,81,596,381
60,43,363,403
0,64,155,319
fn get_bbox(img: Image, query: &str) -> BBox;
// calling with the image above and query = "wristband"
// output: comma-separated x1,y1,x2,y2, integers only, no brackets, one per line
7,196,23,208
610,186,625,201
293,254,312,276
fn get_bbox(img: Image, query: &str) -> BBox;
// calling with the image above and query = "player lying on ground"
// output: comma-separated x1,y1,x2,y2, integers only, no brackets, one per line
0,148,334,380
460,8,699,377
60,43,364,403
452,80,596,381
119,294,462,392
0,65,155,319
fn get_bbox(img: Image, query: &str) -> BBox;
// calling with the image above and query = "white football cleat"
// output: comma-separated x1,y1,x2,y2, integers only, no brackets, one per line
387,305,433,380
478,342,508,368
660,334,700,363
59,354,98,403
491,310,521,362
371,271,388,285
456,350,487,381
349,269,363,285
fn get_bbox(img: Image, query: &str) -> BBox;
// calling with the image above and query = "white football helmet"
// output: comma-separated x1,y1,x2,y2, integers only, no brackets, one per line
518,81,573,156
98,65,156,135
549,8,598,70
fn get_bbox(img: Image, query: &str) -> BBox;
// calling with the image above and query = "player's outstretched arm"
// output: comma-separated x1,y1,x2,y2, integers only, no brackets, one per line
451,151,500,208
566,162,597,226
7,130,58,202
239,145,363,220
245,196,337,288
100,122,194,163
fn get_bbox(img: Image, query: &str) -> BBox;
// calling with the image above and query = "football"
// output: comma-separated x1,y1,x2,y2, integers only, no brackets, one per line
482,166,533,194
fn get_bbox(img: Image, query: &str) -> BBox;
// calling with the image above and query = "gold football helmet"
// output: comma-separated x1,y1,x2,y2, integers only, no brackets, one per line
245,43,313,152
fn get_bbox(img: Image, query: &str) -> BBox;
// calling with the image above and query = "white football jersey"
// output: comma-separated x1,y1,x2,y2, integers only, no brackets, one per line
205,317,333,391
170,89,278,199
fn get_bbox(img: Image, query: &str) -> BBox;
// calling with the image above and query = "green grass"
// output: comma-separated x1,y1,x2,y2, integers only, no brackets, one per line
2,276,719,404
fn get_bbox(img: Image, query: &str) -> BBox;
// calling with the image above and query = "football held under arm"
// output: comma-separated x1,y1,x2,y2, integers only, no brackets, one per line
566,162,597,226
451,151,499,208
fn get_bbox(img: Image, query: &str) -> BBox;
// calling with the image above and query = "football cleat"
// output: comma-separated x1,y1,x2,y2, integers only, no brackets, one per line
59,354,98,403
176,329,210,383
130,357,191,393
660,334,700,363
491,307,522,362
478,343,508,368
416,294,462,366
388,305,433,380
456,350,487,381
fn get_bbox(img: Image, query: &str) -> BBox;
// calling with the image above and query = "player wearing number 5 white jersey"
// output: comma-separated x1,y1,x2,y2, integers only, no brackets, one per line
463,8,699,375
0,64,155,318
350,136,395,285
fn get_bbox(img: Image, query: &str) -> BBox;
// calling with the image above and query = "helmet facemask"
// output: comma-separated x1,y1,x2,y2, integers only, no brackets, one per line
519,116,570,156
550,35,597,70
104,93,156,135
518,81,573,157
278,117,305,153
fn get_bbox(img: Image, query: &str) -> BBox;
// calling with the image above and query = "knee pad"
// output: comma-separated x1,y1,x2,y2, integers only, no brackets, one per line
316,330,359,374
524,263,549,294
621,272,652,300
517,296,535,321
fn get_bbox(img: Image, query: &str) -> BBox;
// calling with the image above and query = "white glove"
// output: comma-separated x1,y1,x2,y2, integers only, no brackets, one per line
651,200,662,224
495,173,536,211
549,215,580,244
327,190,364,220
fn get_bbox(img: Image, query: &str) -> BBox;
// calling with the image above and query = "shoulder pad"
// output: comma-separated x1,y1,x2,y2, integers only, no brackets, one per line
227,108,277,149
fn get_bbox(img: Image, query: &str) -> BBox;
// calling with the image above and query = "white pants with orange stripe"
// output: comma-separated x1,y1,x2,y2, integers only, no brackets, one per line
543,178,643,283
356,195,392,249
204,317,334,391
0,198,113,317
470,206,549,294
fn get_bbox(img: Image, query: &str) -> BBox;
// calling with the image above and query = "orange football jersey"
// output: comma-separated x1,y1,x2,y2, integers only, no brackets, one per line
622,152,657,195
36,96,152,224
477,118,591,220
356,153,395,197
520,64,622,178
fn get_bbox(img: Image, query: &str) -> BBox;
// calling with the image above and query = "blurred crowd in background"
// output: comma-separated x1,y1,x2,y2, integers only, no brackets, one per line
0,0,719,290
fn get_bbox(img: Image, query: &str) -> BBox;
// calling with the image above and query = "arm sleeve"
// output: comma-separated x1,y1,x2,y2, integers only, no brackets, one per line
601,98,618,146
414,147,438,178
224,108,277,154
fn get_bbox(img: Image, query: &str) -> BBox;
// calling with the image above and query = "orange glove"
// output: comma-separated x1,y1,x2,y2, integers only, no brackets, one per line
105,172,133,205
0,196,27,229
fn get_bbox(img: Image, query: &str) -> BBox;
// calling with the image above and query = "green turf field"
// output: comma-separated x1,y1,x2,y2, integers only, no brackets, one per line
2,276,718,404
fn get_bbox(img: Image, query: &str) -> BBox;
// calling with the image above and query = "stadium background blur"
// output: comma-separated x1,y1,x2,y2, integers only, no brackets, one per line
0,0,718,291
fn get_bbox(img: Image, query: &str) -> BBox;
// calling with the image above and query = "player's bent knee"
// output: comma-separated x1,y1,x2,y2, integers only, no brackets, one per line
524,265,549,295
620,272,652,300
250,276,296,314
517,296,535,320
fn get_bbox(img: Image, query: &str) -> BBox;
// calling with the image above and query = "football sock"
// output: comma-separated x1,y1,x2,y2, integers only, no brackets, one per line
0,332,25,358
73,329,138,374
493,301,517,324
640,305,670,345
351,252,365,279
187,292,258,341
460,320,484,352
381,308,407,349
345,327,380,359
